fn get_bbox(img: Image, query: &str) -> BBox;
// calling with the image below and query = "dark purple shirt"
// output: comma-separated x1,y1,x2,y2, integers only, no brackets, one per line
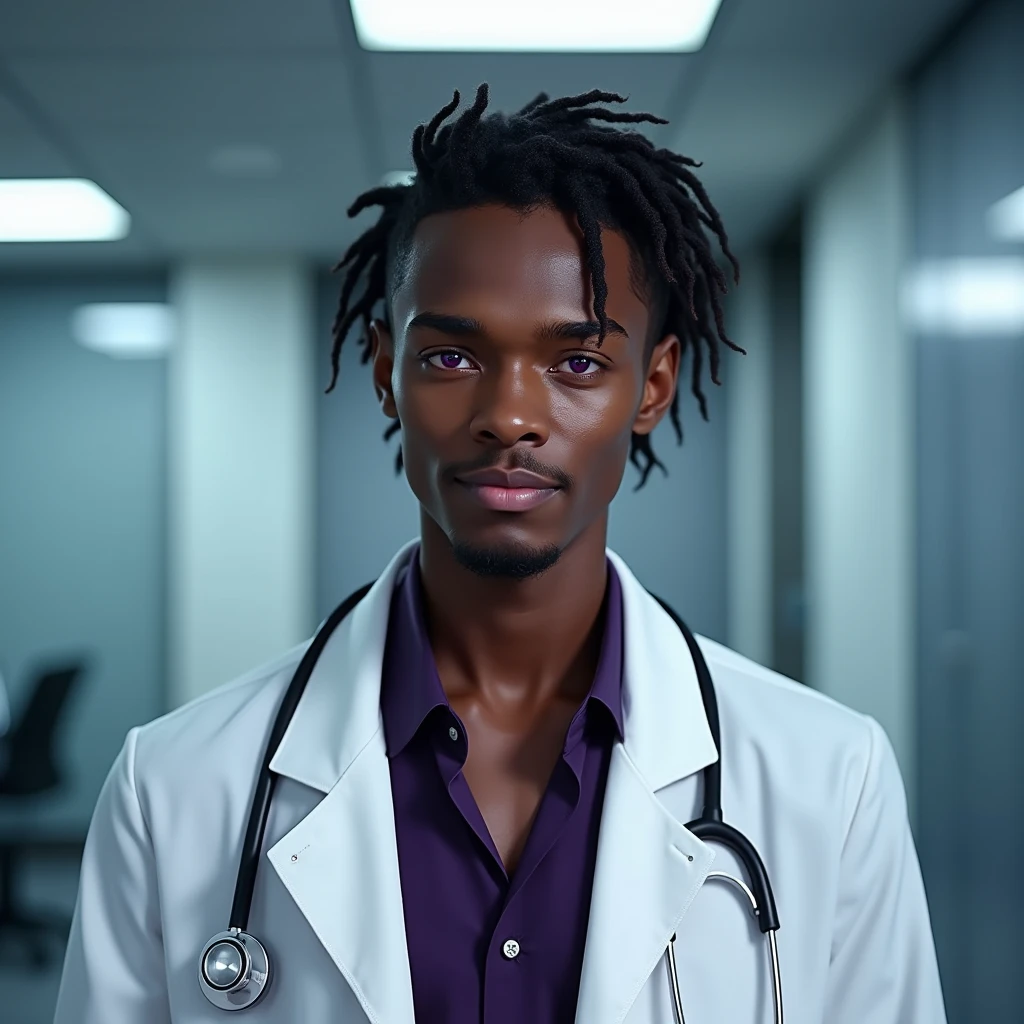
380,550,624,1024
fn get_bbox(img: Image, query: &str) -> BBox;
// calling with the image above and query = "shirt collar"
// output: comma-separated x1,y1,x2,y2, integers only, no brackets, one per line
379,548,625,757
583,564,625,739
379,551,450,757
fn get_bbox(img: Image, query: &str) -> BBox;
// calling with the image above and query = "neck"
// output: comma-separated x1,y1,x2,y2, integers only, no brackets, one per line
417,513,610,708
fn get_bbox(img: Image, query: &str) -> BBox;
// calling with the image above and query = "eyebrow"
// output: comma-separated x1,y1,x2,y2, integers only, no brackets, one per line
407,312,482,335
407,312,629,343
539,318,629,343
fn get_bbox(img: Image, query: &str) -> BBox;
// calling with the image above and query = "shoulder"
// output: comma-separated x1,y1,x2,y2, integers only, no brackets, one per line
695,635,896,831
696,635,871,746
128,641,309,802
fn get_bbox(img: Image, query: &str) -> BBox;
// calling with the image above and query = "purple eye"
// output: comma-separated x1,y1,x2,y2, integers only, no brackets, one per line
429,352,467,370
566,356,595,374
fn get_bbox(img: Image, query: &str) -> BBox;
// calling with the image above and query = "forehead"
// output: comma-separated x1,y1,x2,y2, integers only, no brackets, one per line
391,204,649,332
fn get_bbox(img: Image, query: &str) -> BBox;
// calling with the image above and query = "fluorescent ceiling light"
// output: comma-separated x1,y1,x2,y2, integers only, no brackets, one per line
903,258,1024,337
350,0,723,51
0,179,130,242
71,303,175,359
988,184,1024,241
381,170,416,187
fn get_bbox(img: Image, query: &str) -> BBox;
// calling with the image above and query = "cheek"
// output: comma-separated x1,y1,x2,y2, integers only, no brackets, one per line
391,369,469,505
551,386,637,487
393,371,466,450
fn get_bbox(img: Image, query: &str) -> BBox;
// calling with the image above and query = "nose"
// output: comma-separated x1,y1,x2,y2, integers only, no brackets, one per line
469,361,550,448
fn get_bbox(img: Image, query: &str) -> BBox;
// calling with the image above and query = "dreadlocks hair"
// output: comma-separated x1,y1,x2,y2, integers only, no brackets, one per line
327,84,743,489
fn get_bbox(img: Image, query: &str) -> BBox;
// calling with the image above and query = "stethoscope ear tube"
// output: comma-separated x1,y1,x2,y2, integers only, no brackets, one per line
227,582,374,932
202,583,375,1011
206,576,783,1018
687,819,781,933
650,593,781,936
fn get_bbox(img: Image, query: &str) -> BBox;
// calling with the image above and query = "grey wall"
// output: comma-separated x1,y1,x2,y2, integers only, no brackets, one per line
0,274,167,833
768,223,805,683
314,273,729,643
910,0,1024,1018
803,91,917,785
313,274,421,622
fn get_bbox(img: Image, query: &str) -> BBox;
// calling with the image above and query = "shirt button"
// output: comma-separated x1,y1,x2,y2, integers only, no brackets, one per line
448,726,459,742
502,938,521,960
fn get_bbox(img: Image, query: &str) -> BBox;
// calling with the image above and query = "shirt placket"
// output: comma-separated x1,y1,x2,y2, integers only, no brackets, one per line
432,707,509,878
480,707,591,1023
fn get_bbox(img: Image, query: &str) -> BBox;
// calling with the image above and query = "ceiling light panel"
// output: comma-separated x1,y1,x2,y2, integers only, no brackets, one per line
350,0,723,52
903,258,1024,337
0,179,130,242
71,303,175,359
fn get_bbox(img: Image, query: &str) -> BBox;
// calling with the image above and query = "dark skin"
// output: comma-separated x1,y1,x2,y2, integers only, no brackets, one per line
370,204,680,873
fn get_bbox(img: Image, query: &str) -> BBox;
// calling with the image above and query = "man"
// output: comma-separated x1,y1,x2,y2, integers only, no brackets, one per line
55,86,945,1023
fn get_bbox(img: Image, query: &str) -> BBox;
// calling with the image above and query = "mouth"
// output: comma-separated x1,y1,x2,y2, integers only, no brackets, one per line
454,468,563,513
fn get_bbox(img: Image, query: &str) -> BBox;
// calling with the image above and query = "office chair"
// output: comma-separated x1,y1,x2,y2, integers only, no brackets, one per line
0,662,85,968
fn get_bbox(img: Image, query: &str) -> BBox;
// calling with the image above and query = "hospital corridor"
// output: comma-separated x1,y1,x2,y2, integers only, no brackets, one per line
1,0,1022,1021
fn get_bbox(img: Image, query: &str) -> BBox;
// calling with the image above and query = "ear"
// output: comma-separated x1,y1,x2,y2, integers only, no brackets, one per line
369,319,399,420
632,334,681,436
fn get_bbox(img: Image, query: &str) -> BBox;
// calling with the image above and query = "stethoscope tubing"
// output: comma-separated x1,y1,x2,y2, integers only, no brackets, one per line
227,583,372,932
201,580,783,1019
667,872,783,1023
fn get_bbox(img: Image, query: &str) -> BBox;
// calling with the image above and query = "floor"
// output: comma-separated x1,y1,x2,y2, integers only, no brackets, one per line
0,854,81,1024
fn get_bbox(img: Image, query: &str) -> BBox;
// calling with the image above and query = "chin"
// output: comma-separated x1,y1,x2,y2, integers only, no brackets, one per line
450,537,562,580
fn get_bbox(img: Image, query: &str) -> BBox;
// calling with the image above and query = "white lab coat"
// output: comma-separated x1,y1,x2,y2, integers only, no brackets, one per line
54,543,946,1023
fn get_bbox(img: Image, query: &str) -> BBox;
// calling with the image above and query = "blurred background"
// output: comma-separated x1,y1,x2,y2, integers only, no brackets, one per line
0,0,1021,1020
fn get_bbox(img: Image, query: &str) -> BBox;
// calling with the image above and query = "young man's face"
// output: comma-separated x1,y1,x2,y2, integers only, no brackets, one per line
371,203,679,574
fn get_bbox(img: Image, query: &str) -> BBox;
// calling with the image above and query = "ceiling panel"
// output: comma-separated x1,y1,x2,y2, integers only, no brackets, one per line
676,56,872,168
0,0,980,264
717,0,970,56
365,52,697,170
0,235,162,268
7,55,358,133
76,130,370,253
0,0,342,55
0,93,76,176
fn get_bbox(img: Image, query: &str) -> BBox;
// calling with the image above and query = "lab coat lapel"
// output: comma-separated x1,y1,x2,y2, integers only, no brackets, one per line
260,543,719,1024
267,739,414,1024
267,542,418,1024
575,554,720,1024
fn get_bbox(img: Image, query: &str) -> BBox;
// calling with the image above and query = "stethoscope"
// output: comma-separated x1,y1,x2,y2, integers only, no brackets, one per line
198,583,783,1022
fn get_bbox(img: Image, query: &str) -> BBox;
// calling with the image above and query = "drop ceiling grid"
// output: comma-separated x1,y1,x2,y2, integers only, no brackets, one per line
364,51,697,170
0,0,345,55
0,0,981,261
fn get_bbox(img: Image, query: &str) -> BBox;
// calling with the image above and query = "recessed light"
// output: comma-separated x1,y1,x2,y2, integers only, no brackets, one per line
0,179,130,242
903,258,1024,336
988,185,1024,241
71,303,175,359
350,0,723,51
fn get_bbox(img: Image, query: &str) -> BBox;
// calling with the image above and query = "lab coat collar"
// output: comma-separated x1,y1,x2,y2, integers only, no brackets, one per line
270,542,718,797
267,541,719,1024
608,549,720,791
267,540,416,794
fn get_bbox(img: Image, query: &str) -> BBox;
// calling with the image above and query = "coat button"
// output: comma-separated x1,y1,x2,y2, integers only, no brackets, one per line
502,938,521,960
448,726,459,742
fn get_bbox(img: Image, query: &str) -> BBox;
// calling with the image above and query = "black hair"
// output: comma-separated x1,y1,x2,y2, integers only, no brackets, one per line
328,84,743,489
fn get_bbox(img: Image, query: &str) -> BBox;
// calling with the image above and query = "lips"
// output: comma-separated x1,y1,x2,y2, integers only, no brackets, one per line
454,466,562,512
456,467,562,489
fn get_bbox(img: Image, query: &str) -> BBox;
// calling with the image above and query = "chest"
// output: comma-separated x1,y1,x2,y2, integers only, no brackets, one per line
384,707,614,1023
157,746,836,1024
450,695,579,869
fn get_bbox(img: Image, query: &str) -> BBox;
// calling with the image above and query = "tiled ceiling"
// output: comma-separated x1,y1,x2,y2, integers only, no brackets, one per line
0,0,974,267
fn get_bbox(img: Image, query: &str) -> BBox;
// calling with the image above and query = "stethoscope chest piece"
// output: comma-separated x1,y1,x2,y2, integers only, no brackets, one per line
198,929,271,1011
